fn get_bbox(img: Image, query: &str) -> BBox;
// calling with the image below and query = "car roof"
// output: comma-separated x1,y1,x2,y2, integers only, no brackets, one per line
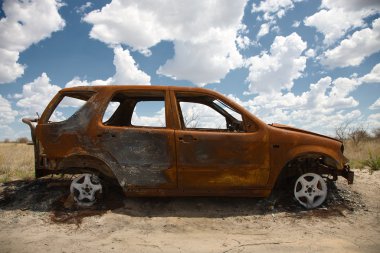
61,85,214,93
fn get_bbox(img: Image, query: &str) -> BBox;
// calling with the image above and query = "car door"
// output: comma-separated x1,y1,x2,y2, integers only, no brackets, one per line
173,91,270,190
97,89,177,189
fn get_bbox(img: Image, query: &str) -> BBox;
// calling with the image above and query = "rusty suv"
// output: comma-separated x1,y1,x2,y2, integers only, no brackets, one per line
23,85,354,208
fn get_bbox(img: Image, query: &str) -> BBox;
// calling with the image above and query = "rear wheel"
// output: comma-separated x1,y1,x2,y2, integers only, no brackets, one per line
70,173,103,207
294,173,327,209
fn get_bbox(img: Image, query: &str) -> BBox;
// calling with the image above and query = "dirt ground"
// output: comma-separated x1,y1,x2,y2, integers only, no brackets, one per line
0,169,379,253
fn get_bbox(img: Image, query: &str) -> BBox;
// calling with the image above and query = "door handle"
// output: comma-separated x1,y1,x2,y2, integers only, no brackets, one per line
179,135,197,143
97,132,117,138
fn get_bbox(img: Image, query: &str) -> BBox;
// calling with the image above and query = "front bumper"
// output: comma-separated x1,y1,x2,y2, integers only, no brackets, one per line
338,164,354,184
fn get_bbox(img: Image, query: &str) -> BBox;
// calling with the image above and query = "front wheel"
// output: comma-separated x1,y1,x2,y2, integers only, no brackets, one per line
294,173,327,209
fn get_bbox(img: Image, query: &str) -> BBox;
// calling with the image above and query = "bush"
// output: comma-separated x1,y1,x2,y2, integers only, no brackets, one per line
361,152,380,174
16,137,29,143
373,128,380,139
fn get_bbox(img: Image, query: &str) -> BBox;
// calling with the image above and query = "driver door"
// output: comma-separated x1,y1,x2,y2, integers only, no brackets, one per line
173,92,270,190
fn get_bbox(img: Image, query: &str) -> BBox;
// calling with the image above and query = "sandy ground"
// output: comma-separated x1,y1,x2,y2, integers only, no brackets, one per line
0,169,379,253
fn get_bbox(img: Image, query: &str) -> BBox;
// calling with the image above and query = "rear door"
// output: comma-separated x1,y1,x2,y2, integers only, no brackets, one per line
173,91,270,190
97,89,177,189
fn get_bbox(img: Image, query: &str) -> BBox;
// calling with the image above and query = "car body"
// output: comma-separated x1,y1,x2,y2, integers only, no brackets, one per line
23,85,354,208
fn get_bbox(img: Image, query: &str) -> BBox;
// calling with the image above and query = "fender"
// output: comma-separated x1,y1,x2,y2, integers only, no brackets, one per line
268,144,344,187
285,144,343,169
57,153,118,179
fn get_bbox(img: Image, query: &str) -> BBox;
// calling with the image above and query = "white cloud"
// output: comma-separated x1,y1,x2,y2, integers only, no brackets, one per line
75,2,92,14
236,35,252,50
246,32,307,94
305,49,315,58
132,107,166,127
0,0,65,84
369,98,380,110
0,49,24,84
321,18,380,68
257,23,271,38
157,35,242,86
112,46,151,85
252,0,301,39
361,63,380,83
16,73,61,117
239,73,365,135
304,0,380,45
66,46,150,87
0,95,18,125
367,113,380,129
292,20,301,28
236,24,252,50
83,0,246,86
252,0,300,21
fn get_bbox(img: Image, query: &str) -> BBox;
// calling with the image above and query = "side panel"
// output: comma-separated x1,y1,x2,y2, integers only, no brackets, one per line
97,127,177,189
176,130,270,190
168,87,272,191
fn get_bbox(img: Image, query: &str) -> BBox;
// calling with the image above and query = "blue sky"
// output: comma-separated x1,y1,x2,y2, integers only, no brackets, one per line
0,0,379,140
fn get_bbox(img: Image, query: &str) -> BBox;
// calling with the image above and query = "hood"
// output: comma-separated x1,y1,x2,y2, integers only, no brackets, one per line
269,123,341,143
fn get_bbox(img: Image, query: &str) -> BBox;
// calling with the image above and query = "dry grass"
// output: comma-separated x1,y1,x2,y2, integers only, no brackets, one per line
0,143,34,183
344,139,380,170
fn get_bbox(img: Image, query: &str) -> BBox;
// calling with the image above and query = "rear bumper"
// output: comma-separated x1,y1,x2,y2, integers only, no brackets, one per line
338,164,354,184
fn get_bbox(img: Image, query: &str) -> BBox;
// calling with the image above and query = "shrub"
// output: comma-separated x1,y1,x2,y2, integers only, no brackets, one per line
373,128,380,139
16,137,29,143
361,152,380,174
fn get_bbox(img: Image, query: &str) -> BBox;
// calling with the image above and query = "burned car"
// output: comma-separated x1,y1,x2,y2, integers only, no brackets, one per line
23,85,354,208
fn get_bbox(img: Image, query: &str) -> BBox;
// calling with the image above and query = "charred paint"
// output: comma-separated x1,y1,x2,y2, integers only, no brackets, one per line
99,129,176,187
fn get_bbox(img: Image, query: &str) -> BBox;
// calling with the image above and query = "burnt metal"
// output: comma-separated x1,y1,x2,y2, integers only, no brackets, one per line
23,85,354,197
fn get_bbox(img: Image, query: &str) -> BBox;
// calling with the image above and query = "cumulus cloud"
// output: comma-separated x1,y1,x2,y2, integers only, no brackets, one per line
157,35,242,86
367,113,380,129
240,59,380,135
0,0,65,84
305,49,315,58
0,95,18,125
361,63,380,83
15,73,61,117
292,20,301,28
321,18,380,68
252,0,301,39
369,98,380,110
240,75,363,134
112,47,151,85
252,0,300,21
83,0,246,86
257,23,271,38
246,32,307,94
304,0,380,45
75,2,93,14
66,46,150,87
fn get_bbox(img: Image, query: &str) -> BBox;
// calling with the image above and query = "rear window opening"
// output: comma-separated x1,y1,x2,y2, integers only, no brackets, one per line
47,92,94,123
102,91,166,128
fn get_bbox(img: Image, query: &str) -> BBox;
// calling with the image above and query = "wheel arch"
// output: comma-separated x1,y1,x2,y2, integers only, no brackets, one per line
273,151,340,190
57,153,117,180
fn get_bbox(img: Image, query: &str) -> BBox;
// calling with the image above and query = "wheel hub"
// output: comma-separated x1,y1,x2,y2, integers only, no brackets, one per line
294,173,328,209
70,174,103,207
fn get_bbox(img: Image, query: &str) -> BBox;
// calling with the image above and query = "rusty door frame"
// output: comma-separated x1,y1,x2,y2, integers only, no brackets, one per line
93,88,178,189
168,89,271,191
